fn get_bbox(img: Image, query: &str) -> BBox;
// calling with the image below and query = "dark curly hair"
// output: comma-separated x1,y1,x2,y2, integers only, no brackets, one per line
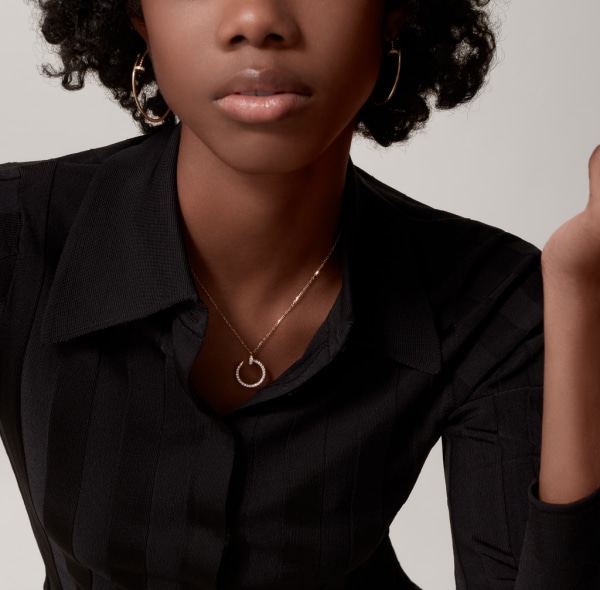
31,0,497,146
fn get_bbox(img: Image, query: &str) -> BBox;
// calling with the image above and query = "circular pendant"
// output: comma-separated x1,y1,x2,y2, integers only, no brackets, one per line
235,355,267,389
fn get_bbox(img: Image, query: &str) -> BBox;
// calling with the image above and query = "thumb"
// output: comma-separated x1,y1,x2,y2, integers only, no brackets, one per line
588,145,600,212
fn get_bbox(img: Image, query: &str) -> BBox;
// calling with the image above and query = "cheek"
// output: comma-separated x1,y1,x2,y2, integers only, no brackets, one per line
140,10,214,109
310,7,384,108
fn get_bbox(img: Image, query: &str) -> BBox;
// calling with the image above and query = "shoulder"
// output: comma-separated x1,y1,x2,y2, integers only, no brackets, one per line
354,168,544,409
0,132,150,216
356,166,539,252
0,132,149,240
354,166,543,384
0,133,148,200
1,133,147,171
354,166,541,295
0,133,151,313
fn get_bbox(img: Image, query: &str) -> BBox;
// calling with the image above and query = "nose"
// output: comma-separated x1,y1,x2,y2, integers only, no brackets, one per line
217,0,301,49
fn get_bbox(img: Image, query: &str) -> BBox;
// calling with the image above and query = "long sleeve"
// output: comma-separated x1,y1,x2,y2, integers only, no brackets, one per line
0,164,21,320
439,226,600,589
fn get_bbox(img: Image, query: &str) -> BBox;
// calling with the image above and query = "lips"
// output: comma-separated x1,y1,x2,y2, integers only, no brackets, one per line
237,90,286,97
213,68,313,124
214,68,312,101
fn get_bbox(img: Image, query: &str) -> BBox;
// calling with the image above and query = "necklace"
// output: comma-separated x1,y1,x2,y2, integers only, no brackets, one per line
191,231,342,389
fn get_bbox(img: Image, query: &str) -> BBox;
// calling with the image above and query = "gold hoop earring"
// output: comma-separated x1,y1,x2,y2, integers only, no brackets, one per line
372,41,402,106
131,49,171,124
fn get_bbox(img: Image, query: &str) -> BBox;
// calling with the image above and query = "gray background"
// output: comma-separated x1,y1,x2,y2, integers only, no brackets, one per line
1,0,599,587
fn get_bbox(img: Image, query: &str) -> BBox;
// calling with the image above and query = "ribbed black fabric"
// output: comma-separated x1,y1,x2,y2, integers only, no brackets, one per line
1,125,599,589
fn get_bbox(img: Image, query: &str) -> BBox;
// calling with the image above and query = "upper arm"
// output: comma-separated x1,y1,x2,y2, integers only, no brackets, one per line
440,233,545,589
0,165,22,318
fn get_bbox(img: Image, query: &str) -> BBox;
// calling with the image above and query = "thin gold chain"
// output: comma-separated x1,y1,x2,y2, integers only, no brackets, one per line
190,230,342,358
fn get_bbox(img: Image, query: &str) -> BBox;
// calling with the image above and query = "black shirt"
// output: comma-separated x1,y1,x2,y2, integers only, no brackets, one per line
1,125,599,589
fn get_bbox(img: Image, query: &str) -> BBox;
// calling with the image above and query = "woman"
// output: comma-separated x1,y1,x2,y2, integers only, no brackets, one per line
1,0,599,588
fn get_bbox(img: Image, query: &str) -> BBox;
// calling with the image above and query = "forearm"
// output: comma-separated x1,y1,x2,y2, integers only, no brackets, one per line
539,272,600,504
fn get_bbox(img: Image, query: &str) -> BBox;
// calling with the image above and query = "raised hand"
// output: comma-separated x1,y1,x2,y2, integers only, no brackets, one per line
542,146,600,285
539,146,600,504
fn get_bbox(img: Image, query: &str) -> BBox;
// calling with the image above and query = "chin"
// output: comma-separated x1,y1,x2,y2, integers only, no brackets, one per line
179,115,355,177
210,132,338,176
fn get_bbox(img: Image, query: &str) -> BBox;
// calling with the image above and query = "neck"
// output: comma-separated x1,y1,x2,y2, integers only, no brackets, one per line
177,124,350,304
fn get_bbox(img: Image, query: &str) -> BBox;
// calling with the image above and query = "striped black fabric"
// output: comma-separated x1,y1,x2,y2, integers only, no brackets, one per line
1,125,599,589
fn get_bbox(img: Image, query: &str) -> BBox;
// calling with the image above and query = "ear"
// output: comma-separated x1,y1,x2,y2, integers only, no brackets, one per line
383,6,408,41
130,16,149,44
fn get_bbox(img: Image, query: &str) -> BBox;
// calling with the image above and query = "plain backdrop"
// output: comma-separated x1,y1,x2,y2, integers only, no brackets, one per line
1,1,599,588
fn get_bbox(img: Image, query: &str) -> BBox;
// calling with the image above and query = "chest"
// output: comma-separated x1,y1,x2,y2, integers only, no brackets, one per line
16,327,440,587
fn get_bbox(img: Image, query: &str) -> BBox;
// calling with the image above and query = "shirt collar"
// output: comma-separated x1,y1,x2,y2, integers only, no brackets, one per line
42,125,440,375
42,124,197,344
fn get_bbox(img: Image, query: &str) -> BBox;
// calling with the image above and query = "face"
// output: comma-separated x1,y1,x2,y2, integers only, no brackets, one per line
134,0,395,175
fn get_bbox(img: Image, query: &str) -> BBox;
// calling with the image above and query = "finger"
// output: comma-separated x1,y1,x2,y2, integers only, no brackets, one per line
582,147,600,246
589,145,600,203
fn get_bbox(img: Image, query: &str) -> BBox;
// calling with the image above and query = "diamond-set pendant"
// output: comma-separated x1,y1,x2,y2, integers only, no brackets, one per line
235,355,267,388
